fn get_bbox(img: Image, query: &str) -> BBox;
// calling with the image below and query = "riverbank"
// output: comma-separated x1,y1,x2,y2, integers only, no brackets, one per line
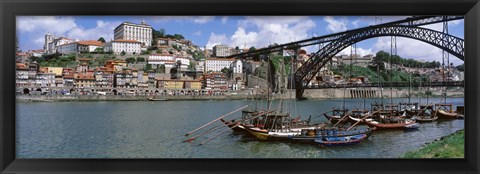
401,129,464,158
16,88,464,102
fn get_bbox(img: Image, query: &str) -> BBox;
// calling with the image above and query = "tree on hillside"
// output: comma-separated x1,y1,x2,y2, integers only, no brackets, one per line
97,37,106,43
221,67,233,79
456,63,464,71
188,61,196,71
136,57,145,63
94,47,104,53
249,46,256,52
125,57,136,64
173,34,185,40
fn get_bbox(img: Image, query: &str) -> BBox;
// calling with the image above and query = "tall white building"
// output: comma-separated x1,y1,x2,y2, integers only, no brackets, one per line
205,58,235,72
114,21,153,47
231,60,243,73
104,39,142,55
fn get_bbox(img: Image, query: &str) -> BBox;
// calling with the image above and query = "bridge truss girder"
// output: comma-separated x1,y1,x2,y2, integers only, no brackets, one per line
294,25,464,99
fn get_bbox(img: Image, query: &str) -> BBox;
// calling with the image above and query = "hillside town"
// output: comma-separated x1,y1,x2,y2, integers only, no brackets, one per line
15,21,464,97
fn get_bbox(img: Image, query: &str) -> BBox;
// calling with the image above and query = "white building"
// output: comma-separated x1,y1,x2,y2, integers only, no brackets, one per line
213,44,231,57
205,58,235,72
148,54,175,64
114,21,153,47
44,35,77,54
175,57,191,69
104,39,142,55
195,61,205,72
35,73,56,87
147,54,190,69
231,60,243,73
57,40,103,54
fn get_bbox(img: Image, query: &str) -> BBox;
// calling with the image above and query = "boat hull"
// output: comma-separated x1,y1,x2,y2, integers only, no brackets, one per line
364,119,417,130
314,134,367,147
436,110,461,119
289,128,374,143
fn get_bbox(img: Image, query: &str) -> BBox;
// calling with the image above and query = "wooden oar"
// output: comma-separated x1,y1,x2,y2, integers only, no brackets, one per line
331,113,351,128
346,114,371,131
346,110,380,131
200,123,240,145
183,124,225,142
185,105,248,136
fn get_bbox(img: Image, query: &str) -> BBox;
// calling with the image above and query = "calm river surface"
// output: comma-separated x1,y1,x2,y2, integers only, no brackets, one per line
16,98,464,158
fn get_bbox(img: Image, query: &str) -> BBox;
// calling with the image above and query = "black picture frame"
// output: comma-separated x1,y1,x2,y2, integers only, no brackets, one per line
1,0,479,173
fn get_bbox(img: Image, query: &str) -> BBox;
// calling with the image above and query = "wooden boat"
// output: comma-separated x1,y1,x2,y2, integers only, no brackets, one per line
220,109,274,133
404,123,420,129
413,105,438,122
243,112,323,141
147,97,168,101
314,134,367,147
435,104,463,119
399,102,419,117
288,127,375,142
323,108,349,123
348,110,370,123
364,110,418,129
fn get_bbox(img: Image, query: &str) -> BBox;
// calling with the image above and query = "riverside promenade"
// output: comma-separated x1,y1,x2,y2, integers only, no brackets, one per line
16,87,464,102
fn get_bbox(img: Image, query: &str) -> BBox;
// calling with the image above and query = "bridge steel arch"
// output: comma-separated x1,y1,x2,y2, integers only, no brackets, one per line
294,25,464,99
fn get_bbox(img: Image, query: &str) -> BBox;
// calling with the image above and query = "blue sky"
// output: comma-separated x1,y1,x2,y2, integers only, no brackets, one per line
17,16,464,65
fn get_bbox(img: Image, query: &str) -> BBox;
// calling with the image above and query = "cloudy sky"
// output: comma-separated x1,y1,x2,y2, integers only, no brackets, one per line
17,16,464,65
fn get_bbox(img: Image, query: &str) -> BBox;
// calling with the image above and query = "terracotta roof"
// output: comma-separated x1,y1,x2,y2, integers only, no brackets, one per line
77,40,103,46
113,39,141,43
16,63,28,69
150,54,174,56
77,58,94,61
206,58,236,61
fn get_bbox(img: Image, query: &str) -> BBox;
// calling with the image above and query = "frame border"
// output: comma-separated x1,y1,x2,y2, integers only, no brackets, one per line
1,0,479,173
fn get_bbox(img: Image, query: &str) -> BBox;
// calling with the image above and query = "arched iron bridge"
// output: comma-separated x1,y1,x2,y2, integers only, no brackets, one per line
294,25,464,99
229,16,465,100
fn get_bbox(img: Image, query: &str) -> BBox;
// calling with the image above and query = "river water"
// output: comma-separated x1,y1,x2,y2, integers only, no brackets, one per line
16,97,464,158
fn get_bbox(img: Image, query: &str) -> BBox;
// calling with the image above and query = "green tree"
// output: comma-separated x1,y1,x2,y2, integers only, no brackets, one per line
249,46,256,52
173,34,185,40
158,64,165,73
97,37,106,43
456,63,465,71
221,67,233,78
144,64,152,71
188,61,196,71
125,57,136,64
136,57,145,63
94,47,104,53
121,51,126,56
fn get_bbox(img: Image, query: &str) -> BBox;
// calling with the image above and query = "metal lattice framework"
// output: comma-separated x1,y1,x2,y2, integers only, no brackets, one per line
294,25,464,99
229,16,463,59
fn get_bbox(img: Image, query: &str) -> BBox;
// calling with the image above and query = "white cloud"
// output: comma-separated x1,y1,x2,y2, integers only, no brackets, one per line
221,16,228,24
352,19,360,28
192,16,215,24
17,16,121,50
206,16,316,51
205,33,229,49
66,20,117,41
323,16,348,33
230,27,258,49
337,46,374,57
193,30,202,36
373,37,463,65
17,16,78,35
